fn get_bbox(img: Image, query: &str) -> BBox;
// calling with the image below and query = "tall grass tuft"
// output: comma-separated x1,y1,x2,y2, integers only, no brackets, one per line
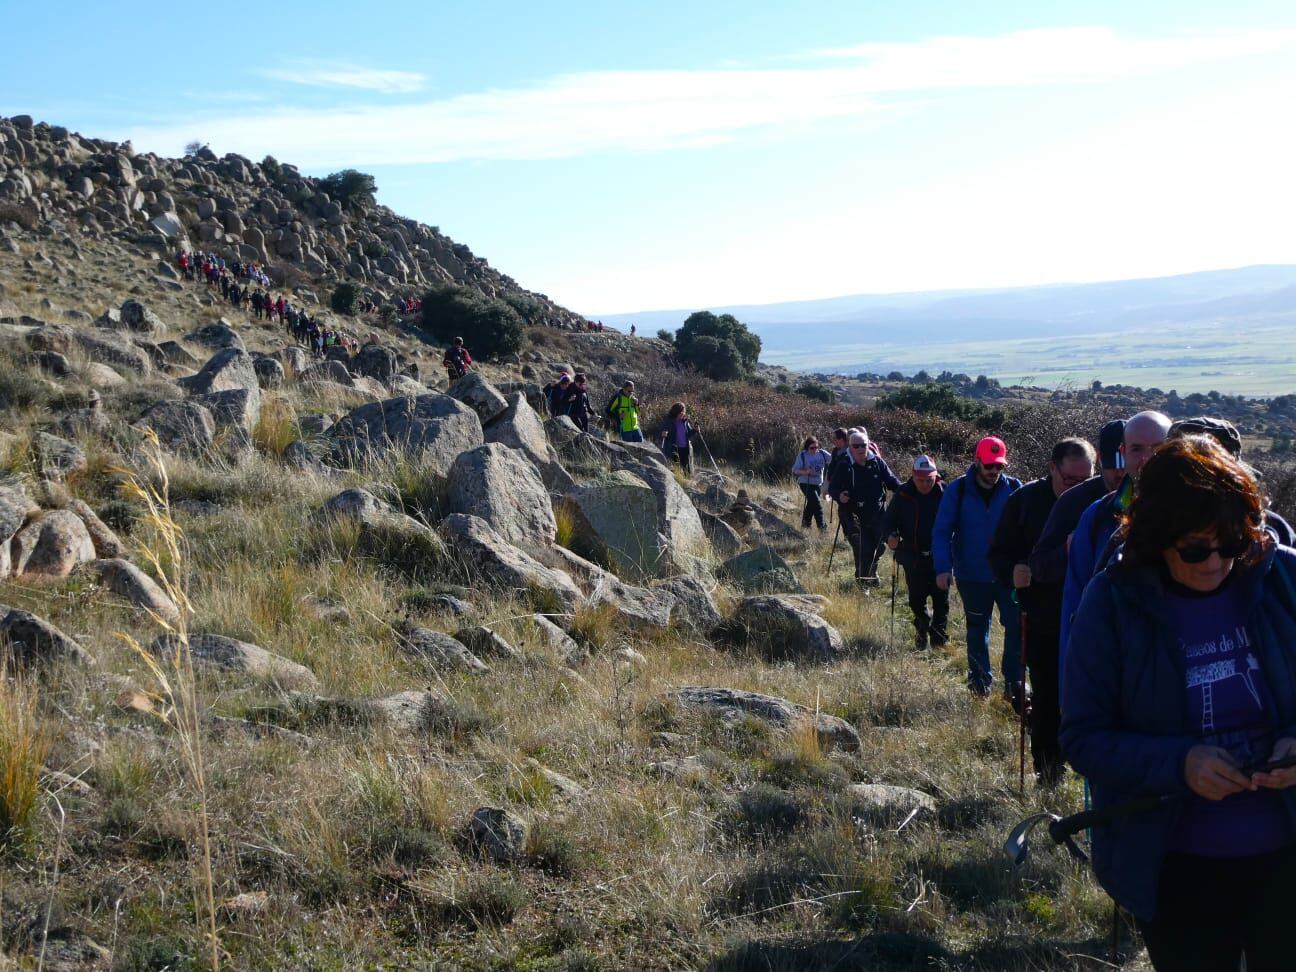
0,667,54,847
113,430,220,970
252,394,300,456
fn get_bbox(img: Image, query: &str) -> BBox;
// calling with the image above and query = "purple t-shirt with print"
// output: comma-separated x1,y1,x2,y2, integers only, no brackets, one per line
1167,575,1294,856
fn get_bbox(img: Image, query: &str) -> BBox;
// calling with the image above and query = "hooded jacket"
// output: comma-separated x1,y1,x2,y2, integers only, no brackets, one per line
827,451,902,525
1060,543,1296,920
883,478,945,567
931,465,1022,583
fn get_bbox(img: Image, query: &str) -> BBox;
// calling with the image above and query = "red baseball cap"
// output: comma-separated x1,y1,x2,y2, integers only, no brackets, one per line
975,436,1008,466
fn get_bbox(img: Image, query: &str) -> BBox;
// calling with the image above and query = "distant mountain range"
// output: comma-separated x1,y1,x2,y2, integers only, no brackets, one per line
595,265,1296,357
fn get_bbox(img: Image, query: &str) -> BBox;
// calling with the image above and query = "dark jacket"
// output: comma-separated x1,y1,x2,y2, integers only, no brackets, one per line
1028,475,1111,585
883,479,945,567
658,417,697,449
562,385,594,429
1060,543,1296,920
827,453,902,526
989,476,1062,619
826,446,849,484
932,466,1023,583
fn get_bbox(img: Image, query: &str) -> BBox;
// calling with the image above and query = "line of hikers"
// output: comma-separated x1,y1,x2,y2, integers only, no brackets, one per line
794,414,1296,788
539,371,701,471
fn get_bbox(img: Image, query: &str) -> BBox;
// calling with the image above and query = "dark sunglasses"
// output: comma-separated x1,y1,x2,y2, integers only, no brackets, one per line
982,462,1006,472
849,444,869,450
1175,538,1250,563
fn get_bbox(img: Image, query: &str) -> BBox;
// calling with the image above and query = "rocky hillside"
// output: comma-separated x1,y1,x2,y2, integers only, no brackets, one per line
0,117,1154,971
0,113,585,328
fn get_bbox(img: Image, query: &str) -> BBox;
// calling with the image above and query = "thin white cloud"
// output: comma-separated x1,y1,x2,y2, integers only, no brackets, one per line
125,27,1296,167
261,64,426,94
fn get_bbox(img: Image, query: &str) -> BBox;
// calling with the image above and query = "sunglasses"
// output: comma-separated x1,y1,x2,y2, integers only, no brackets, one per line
1175,538,1250,563
982,462,1006,472
850,444,869,450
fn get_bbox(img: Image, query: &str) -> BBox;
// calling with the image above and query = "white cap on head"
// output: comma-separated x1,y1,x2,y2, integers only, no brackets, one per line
913,454,937,473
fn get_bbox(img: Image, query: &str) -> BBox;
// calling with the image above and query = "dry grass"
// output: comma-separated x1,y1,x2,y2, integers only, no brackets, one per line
0,667,54,845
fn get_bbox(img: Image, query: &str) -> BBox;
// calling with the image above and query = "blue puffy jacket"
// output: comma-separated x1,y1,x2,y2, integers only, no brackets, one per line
1060,544,1296,920
931,466,1022,583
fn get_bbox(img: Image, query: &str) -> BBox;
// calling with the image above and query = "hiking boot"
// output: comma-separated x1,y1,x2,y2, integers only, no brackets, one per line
969,682,992,700
1004,681,1032,717
913,629,929,650
861,575,882,588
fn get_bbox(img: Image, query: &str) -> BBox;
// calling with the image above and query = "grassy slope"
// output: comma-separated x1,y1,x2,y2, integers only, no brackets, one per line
0,233,1177,971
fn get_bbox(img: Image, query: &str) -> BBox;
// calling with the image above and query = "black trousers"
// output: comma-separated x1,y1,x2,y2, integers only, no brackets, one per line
799,484,825,529
1137,844,1296,971
1024,611,1063,782
842,509,882,579
902,556,948,642
667,443,692,474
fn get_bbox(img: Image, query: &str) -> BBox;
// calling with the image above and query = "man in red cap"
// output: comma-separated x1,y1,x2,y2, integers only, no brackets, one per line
932,436,1024,702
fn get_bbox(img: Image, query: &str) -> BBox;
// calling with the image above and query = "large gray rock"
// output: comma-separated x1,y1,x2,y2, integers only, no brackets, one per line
186,321,246,352
449,443,555,549
299,359,353,386
655,575,722,633
153,633,319,691
671,686,860,752
528,613,585,667
193,387,260,431
73,330,152,375
468,806,529,864
0,483,37,546
33,432,87,482
178,348,261,403
698,511,744,559
11,510,96,577
272,345,308,376
86,558,179,623
367,690,466,736
847,783,937,825
732,594,843,660
0,605,94,668
439,514,583,614
395,625,488,674
120,299,163,334
68,499,125,558
253,356,285,389
353,344,398,382
485,392,574,492
150,212,184,238
328,394,482,472
320,487,447,564
455,625,521,661
135,400,216,454
721,545,803,593
543,545,675,630
447,371,509,425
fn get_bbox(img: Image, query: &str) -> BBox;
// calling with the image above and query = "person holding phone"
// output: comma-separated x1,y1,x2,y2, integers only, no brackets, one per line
1062,435,1296,971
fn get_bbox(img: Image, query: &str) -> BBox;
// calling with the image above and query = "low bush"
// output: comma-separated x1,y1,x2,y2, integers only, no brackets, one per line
330,281,361,315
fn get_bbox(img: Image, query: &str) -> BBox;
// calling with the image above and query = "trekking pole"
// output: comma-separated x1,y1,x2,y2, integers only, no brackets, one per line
827,518,842,574
696,428,722,477
1018,607,1029,799
888,557,898,650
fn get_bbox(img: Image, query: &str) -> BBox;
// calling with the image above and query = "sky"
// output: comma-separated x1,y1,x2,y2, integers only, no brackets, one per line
5,1,1296,317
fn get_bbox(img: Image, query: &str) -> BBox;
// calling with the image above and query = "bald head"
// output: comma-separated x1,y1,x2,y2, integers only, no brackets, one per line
1123,410,1172,478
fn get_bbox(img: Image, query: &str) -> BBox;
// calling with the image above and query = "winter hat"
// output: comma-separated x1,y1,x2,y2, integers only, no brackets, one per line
557,373,572,384
1169,416,1242,457
1098,420,1127,470
913,455,938,474
975,436,1008,466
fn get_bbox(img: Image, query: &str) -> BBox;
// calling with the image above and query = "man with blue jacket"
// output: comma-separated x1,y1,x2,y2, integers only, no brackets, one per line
933,436,1023,700
828,429,902,586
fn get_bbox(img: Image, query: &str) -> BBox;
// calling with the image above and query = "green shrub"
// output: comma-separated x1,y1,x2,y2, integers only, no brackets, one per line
656,328,674,344
796,381,836,404
420,283,524,359
319,169,377,211
672,311,761,380
330,281,361,316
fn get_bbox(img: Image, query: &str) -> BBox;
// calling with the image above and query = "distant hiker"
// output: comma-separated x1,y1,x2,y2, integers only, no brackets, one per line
1061,435,1296,965
543,373,572,417
988,437,1096,785
932,436,1024,701
630,324,636,336
659,402,699,474
791,435,832,531
884,455,949,649
828,429,902,586
563,373,595,432
443,337,472,381
825,428,850,484
608,380,643,442
1059,411,1172,677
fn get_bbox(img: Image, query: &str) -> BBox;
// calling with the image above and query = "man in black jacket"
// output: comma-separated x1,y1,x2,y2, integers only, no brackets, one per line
989,437,1096,785
884,455,948,647
828,429,902,585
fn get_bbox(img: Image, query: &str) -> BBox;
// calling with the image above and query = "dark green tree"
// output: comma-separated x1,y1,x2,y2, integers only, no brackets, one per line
320,169,377,212
673,311,761,379
420,284,524,358
330,281,361,315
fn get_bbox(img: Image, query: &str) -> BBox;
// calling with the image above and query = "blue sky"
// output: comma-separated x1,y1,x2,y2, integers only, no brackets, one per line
5,1,1296,316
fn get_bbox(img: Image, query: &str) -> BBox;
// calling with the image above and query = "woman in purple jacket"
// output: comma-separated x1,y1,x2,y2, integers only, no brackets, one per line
1062,435,1296,971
